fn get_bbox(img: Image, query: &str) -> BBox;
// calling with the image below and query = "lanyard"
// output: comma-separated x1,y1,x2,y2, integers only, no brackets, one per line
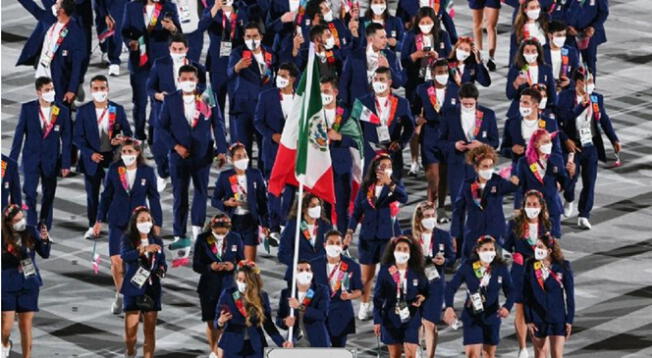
222,11,237,40
38,107,50,128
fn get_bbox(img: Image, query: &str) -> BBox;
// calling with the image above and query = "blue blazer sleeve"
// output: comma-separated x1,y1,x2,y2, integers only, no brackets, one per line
483,110,499,148
262,292,286,346
500,265,515,311
277,219,295,266
147,169,163,226
445,264,466,307
254,92,274,138
117,105,133,137
210,172,228,211
597,95,618,144
211,100,228,155
157,96,179,151
60,106,73,169
18,0,51,22
450,184,466,238
347,188,364,231
33,231,52,259
146,61,161,98
303,284,329,321
192,238,213,275
372,267,388,324
97,170,114,222
74,109,93,158
500,118,515,159
10,105,28,161
120,236,140,263
562,261,575,324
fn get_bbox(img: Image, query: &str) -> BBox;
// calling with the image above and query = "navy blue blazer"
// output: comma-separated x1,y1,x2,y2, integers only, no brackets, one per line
500,115,561,166
254,88,287,170
564,0,608,46
449,58,491,87
211,168,269,227
1,226,51,293
276,283,331,347
292,44,344,79
158,90,227,164
216,287,285,353
16,0,87,97
278,218,332,267
419,228,455,321
310,255,363,336
523,259,575,325
358,16,405,51
227,46,278,115
202,6,247,73
400,30,452,87
415,81,459,147
349,183,408,240
556,89,618,162
120,234,167,296
515,154,569,216
450,174,518,242
146,55,207,105
97,162,163,227
328,105,356,174
10,101,72,176
502,220,549,260
542,44,580,82
192,231,244,297
506,64,557,118
445,260,514,325
73,101,132,176
396,0,458,43
372,265,429,327
120,0,181,71
438,104,499,164
339,47,405,106
2,155,22,210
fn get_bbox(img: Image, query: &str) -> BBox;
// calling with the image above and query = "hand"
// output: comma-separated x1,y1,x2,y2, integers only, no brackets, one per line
210,0,221,17
454,140,467,152
222,261,235,271
613,141,621,153
514,74,527,89
584,26,595,37
581,92,590,106
215,153,227,168
272,133,282,143
559,75,570,88
61,168,71,177
497,307,510,318
466,140,482,150
39,225,49,240
63,91,76,103
235,56,253,72
411,294,426,307
432,255,445,266
350,3,360,19
411,50,427,61
280,11,296,23
512,144,525,155
91,153,104,163
527,323,538,337
510,175,520,186
567,26,578,36
293,33,304,51
128,40,139,51
388,141,401,152
155,92,167,101
161,17,177,33
93,222,102,237
566,160,576,177
443,307,457,325
211,262,223,271
153,225,161,236
377,55,389,68
110,137,124,146
348,17,359,36
453,69,462,86
146,244,161,253
174,144,190,159
284,315,296,327
565,139,581,153
340,291,352,301
565,323,572,339
451,238,457,253
217,309,233,327
377,169,392,185
344,232,353,248
387,38,397,47
373,324,381,336
327,129,342,142
472,45,482,62
224,197,239,207
416,116,427,126
288,297,300,309
282,341,294,348
105,15,115,30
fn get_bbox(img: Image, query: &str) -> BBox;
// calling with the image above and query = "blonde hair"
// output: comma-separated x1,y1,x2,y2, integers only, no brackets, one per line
237,262,265,327
411,201,436,243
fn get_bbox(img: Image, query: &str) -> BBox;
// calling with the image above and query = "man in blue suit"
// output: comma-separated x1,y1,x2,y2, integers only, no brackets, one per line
339,22,405,107
147,34,207,189
564,0,608,79
74,75,132,239
266,0,305,67
10,77,72,230
17,0,88,105
95,0,130,76
1,155,22,210
158,65,228,242
292,24,344,79
543,20,580,93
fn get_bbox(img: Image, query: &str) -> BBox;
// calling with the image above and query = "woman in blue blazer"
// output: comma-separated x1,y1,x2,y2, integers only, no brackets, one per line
1,205,51,357
502,190,552,357
515,129,574,239
373,236,428,358
346,154,408,321
215,261,293,357
447,36,491,87
120,206,167,358
212,143,269,262
277,260,331,347
508,0,549,67
410,201,454,358
1,155,22,211
95,139,163,315
310,230,363,347
443,236,513,358
193,213,244,357
523,236,575,358
358,0,405,52
396,0,458,44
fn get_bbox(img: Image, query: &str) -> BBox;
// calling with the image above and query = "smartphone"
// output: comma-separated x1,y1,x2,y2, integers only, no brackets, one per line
220,304,231,315
242,50,252,60
423,46,432,53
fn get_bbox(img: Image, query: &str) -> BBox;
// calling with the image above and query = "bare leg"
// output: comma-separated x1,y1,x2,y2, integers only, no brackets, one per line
549,335,566,358
410,135,420,166
482,344,497,358
425,163,440,203
206,322,220,354
404,342,419,358
471,9,484,51
360,263,377,303
1,311,15,348
422,319,438,358
143,311,158,358
17,312,34,358
531,334,548,358
244,245,257,262
465,343,483,358
111,255,124,292
388,343,403,358
484,8,500,58
514,303,528,350
124,311,140,356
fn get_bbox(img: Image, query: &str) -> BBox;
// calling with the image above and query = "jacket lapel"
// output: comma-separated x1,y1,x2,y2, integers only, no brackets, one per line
88,105,102,150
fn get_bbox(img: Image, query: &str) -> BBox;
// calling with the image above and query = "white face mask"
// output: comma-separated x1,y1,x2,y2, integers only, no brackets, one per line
456,49,471,62
371,4,386,15
586,83,595,94
41,90,56,103
526,9,541,20
325,245,342,258
182,94,195,104
51,4,58,17
170,52,186,62
419,24,434,34
92,91,108,103
179,81,197,93
478,250,496,264
324,36,335,50
524,53,538,64
307,206,322,219
525,207,541,219
137,221,153,234
552,36,566,48
122,154,137,166
534,247,548,260
296,271,313,285
461,105,476,115
212,232,226,241
478,168,493,180
224,0,234,6
321,93,334,105
538,97,548,109
372,81,388,94
394,251,410,264
246,39,261,51
421,217,436,230
539,142,553,155
233,158,249,170
12,218,27,232
276,76,289,89
322,10,333,22
435,74,449,85
519,105,533,117
236,281,247,293
384,168,393,178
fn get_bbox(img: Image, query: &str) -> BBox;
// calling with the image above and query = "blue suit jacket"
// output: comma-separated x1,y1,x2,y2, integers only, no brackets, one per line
227,46,278,115
400,30,452,89
349,183,408,240
17,0,87,98
445,260,514,325
564,0,608,46
515,154,569,216
1,155,22,209
276,283,331,347
254,88,286,170
10,101,72,176
415,81,459,147
506,64,557,118
502,220,551,259
73,101,132,176
500,115,561,165
396,0,458,43
542,44,580,82
450,58,492,87
523,259,575,324
438,104,499,164
1,226,51,293
211,168,269,227
373,265,429,327
358,16,405,51
265,0,305,64
120,235,167,296
202,6,247,74
339,47,405,106
146,55,207,115
97,162,163,227
278,218,332,267
192,231,244,297
310,255,363,336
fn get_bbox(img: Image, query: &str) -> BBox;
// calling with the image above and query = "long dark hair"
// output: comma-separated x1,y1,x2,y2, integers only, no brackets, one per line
287,193,329,223
539,234,565,264
412,7,440,45
124,206,154,248
468,235,506,267
514,190,552,238
361,153,392,194
513,0,549,44
513,38,545,69
381,236,425,275
364,0,389,20
1,205,34,252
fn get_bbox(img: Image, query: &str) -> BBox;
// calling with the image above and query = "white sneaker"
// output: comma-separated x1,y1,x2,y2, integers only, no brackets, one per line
156,175,167,193
563,200,574,218
108,64,120,76
357,301,372,321
192,225,202,242
84,227,96,240
2,340,11,358
518,348,529,358
111,293,122,315
209,353,218,358
173,236,181,243
408,162,419,175
143,145,154,159
578,217,592,230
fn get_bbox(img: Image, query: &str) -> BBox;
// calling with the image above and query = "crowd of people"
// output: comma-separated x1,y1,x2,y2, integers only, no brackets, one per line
1,0,620,357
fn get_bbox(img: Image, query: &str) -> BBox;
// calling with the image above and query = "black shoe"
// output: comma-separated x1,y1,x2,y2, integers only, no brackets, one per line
487,58,496,72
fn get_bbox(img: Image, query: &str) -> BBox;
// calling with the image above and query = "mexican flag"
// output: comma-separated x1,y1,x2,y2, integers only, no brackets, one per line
268,44,336,204
350,98,380,125
337,114,364,214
